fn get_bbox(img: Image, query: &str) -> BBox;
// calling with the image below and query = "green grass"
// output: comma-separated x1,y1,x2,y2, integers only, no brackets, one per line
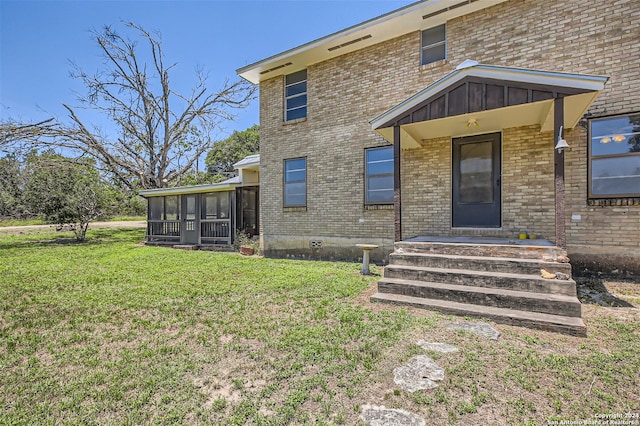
0,216,144,228
1,228,639,425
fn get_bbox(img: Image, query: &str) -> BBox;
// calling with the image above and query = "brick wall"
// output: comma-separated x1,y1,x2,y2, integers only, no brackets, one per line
259,0,640,272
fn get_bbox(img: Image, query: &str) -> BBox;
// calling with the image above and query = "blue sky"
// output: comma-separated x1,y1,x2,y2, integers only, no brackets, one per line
1,0,409,140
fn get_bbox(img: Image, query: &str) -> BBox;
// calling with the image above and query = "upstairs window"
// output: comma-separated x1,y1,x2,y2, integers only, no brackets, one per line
365,146,394,204
285,70,307,121
421,24,446,65
284,157,307,207
589,112,640,198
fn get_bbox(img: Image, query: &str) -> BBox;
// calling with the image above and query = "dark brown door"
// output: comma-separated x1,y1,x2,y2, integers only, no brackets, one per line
452,133,501,228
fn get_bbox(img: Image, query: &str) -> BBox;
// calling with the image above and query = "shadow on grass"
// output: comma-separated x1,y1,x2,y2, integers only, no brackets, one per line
576,277,636,308
0,228,145,250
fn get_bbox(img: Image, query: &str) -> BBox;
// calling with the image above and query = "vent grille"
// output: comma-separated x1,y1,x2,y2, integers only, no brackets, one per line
259,62,293,75
309,240,323,249
422,0,479,20
328,34,372,52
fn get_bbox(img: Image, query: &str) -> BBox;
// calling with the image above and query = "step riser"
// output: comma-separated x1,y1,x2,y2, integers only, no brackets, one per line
384,267,577,296
389,253,572,276
377,280,581,317
395,242,567,261
370,294,586,337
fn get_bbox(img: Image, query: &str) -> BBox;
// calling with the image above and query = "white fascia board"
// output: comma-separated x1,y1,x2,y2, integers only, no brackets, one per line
370,63,609,130
237,0,509,84
470,65,610,91
138,183,236,197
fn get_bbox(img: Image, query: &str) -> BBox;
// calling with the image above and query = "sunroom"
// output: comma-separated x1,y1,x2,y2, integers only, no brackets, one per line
139,154,259,247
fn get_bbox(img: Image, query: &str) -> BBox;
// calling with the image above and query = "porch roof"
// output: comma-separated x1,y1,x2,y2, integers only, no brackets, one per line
370,61,609,148
138,154,260,198
138,182,237,198
233,153,260,170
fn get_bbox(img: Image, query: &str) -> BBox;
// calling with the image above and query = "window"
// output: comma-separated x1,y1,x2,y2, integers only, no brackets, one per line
365,146,394,204
148,195,180,220
589,112,640,198
203,192,230,219
285,70,307,121
149,197,164,220
421,24,446,65
284,157,307,207
165,196,179,220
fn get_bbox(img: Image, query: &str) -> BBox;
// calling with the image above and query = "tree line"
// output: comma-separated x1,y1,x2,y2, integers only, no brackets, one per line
0,22,258,239
0,123,259,239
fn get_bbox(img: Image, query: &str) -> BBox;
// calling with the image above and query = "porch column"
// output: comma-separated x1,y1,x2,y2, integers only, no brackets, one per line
554,97,566,249
393,125,402,242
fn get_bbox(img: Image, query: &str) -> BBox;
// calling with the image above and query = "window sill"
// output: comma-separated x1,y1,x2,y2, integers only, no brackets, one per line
283,117,307,126
364,203,394,210
588,197,639,206
283,206,307,212
420,58,448,70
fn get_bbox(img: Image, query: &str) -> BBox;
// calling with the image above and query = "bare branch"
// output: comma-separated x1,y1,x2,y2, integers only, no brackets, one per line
1,22,256,190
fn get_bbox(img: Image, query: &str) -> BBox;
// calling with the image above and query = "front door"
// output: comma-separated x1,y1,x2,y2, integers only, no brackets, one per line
182,194,199,244
452,132,501,228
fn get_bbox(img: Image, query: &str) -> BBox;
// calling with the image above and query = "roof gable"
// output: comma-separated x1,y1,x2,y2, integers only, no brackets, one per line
370,62,608,147
371,61,609,130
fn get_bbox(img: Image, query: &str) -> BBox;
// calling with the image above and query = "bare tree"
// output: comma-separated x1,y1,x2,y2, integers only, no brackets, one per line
0,118,56,152
1,22,255,189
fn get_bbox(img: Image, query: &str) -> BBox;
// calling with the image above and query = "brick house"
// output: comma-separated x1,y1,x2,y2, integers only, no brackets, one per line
238,0,640,272
236,0,639,333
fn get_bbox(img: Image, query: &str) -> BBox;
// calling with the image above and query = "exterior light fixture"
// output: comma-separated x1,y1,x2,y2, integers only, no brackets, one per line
466,118,479,129
555,125,569,153
600,136,611,144
612,134,626,142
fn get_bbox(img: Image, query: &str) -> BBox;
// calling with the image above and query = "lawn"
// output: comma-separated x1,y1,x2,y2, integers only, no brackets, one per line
0,228,638,425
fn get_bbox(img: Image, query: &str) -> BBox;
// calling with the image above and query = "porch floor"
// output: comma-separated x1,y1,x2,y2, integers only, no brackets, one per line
404,235,554,247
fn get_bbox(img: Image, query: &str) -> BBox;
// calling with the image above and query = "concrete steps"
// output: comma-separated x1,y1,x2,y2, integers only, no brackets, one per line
383,265,577,296
372,241,586,336
376,278,581,317
389,252,572,276
370,292,587,337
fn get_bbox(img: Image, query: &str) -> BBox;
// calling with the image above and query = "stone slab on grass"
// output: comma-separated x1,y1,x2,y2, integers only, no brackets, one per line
393,355,444,392
361,404,425,426
447,321,501,340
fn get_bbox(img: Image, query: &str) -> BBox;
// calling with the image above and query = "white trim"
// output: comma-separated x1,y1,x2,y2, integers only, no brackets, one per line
139,183,237,197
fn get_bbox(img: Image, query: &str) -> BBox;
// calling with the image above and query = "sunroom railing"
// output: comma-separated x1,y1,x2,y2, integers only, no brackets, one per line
147,220,181,241
201,219,232,245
